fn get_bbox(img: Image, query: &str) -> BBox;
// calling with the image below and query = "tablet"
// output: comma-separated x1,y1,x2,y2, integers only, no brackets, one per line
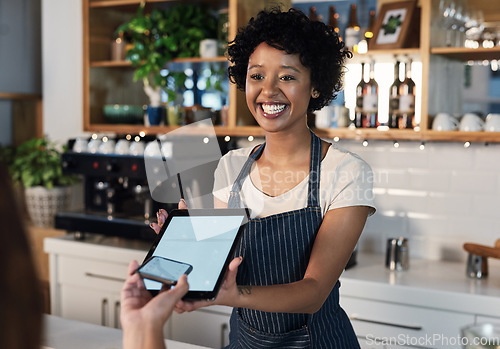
141,208,249,300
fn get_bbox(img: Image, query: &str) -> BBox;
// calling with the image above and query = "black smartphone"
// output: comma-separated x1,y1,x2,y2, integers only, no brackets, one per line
137,256,193,286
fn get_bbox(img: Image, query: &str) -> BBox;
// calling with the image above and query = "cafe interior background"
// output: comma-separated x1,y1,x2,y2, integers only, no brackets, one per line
1,0,500,348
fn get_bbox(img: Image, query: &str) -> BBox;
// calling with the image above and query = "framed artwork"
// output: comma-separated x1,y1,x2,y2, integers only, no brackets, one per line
369,0,418,50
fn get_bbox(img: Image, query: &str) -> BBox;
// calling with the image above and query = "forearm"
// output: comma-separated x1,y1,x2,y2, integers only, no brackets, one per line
232,277,330,314
122,322,166,349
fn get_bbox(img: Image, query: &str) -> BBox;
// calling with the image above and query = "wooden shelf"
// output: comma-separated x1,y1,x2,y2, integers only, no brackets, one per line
430,47,500,61
90,56,228,68
351,48,421,63
89,0,226,9
83,123,500,143
83,0,500,143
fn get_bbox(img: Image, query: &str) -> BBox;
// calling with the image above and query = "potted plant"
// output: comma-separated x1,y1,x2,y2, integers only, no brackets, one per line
9,137,79,227
116,2,217,125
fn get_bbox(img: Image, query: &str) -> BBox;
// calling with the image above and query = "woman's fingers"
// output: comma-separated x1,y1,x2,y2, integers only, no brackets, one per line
150,208,169,234
179,199,188,209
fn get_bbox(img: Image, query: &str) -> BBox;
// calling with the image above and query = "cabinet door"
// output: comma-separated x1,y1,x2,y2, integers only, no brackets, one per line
59,284,121,328
170,309,230,348
341,296,475,349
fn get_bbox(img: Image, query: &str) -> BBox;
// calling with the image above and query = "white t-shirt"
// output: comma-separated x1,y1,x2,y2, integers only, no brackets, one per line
213,143,376,219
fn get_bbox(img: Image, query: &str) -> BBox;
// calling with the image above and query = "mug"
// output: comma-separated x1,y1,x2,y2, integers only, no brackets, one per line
459,113,484,132
73,137,89,153
98,140,116,154
129,141,145,156
87,138,102,154
485,113,500,132
315,105,334,128
432,113,459,131
386,238,409,271
144,141,162,157
199,39,218,58
115,139,130,155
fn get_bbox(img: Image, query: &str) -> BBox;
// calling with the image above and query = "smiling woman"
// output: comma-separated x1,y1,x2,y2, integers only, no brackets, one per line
154,7,376,349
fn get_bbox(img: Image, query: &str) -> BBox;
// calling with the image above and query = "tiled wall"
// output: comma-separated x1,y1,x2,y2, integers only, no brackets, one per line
338,139,500,263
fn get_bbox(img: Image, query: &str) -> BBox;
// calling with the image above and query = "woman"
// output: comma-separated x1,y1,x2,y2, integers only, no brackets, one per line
0,163,43,349
154,8,375,348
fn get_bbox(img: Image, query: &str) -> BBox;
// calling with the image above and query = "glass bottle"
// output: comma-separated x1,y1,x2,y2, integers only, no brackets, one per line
389,61,401,129
355,62,366,128
364,9,376,43
362,60,378,128
399,59,416,129
309,6,318,21
328,5,341,40
345,4,360,52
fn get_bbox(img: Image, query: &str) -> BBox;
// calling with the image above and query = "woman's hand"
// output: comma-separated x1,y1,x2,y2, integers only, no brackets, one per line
174,257,242,313
120,260,189,349
150,199,188,235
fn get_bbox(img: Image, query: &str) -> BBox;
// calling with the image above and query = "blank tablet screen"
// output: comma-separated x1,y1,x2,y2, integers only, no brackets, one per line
144,210,247,296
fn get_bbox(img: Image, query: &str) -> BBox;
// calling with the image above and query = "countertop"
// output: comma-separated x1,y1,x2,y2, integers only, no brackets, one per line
45,234,500,318
340,253,500,318
41,314,210,349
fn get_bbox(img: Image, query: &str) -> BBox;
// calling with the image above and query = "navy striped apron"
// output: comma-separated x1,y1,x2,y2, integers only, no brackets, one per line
226,132,360,348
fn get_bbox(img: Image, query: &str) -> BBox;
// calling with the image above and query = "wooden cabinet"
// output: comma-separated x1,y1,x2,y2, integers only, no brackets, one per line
82,0,500,143
83,0,291,137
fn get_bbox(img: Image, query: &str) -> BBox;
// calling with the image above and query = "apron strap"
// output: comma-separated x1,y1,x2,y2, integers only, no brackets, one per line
228,143,265,208
307,132,322,208
228,130,322,209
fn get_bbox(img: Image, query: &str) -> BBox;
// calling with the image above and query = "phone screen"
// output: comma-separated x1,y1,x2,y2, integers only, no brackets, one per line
138,256,192,285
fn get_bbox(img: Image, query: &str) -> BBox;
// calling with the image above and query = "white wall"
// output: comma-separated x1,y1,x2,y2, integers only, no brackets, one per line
338,138,500,264
42,0,87,144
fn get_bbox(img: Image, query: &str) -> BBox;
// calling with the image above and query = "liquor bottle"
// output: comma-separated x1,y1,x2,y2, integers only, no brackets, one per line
345,4,360,52
364,9,376,43
328,5,341,40
354,62,366,128
399,59,416,129
388,61,401,128
362,60,378,128
309,6,318,21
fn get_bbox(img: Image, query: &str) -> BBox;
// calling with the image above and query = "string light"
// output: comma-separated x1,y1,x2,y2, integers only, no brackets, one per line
419,142,425,150
203,137,209,144
393,140,400,148
248,136,254,142
362,140,368,147
139,131,146,137
224,136,231,142
333,136,340,142
464,141,471,148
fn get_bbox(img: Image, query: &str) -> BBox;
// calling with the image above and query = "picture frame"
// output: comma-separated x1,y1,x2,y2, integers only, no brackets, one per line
369,0,418,50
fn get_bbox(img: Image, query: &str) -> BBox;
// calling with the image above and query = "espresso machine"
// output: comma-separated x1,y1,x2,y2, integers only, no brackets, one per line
56,135,236,241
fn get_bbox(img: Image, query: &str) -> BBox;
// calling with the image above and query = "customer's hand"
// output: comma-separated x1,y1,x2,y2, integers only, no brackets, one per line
121,260,189,349
150,199,188,235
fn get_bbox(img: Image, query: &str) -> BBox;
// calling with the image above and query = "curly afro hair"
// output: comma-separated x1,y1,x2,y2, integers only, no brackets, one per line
227,7,352,112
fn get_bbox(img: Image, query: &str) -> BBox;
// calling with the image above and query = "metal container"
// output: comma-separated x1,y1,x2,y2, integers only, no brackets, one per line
386,238,409,271
466,253,489,279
